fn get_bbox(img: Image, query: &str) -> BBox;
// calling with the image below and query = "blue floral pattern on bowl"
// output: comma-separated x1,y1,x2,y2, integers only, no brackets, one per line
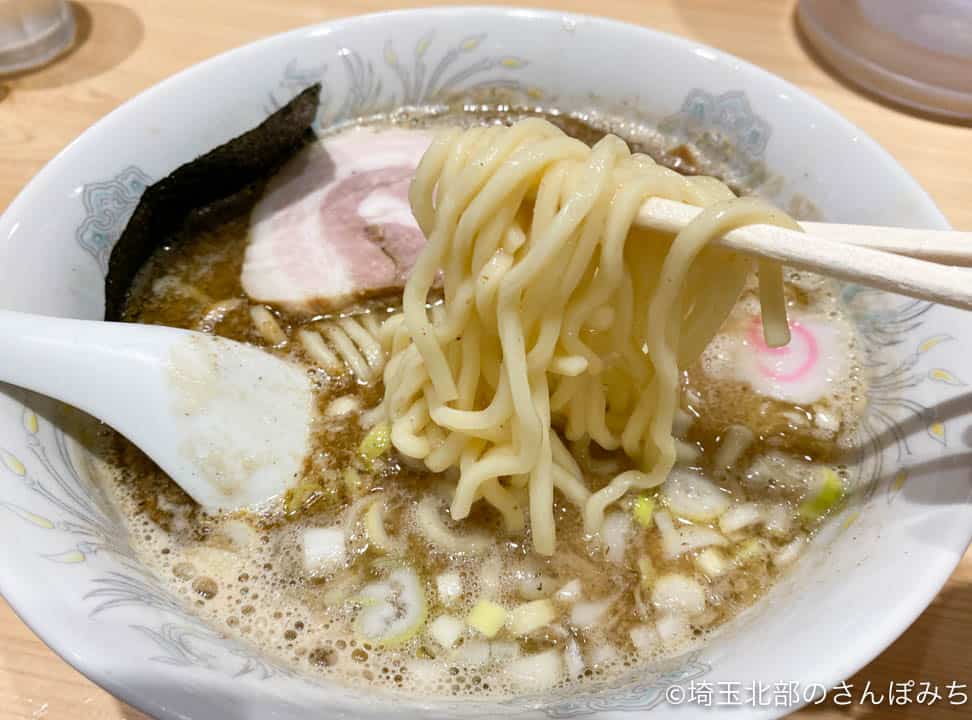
76,166,152,274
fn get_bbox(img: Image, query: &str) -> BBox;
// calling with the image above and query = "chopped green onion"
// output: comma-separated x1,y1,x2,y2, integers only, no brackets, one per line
799,467,844,521
284,479,323,515
343,466,367,498
467,599,507,638
637,557,655,588
364,497,403,554
734,537,770,565
633,495,656,528
358,421,391,464
354,566,427,647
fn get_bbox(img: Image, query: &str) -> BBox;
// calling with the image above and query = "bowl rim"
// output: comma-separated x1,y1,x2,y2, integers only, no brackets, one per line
0,6,967,719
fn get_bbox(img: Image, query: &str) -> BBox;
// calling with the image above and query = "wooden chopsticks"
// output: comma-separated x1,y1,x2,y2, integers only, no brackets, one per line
636,198,972,310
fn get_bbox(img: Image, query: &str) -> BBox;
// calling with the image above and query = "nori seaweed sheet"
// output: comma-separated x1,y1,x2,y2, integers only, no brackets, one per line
103,83,321,320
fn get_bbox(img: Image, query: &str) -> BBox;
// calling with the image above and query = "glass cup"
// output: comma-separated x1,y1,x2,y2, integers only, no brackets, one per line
0,0,75,74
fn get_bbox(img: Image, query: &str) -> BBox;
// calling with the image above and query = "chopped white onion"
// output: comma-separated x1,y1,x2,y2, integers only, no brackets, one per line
655,510,728,560
678,525,730,553
429,615,464,648
743,452,814,492
506,650,563,692
489,641,521,660
509,599,558,636
719,503,764,534
301,526,346,576
651,573,707,615
436,572,463,605
713,424,754,470
218,519,257,548
600,511,632,564
589,643,619,667
814,409,839,432
569,597,614,630
655,613,691,646
763,503,793,536
454,638,523,666
514,563,557,600
781,409,808,427
629,624,660,652
555,579,583,603
479,555,504,598
564,638,586,678
358,404,386,430
661,468,731,522
654,510,681,551
694,547,730,578
325,395,360,417
452,639,490,666
773,534,806,568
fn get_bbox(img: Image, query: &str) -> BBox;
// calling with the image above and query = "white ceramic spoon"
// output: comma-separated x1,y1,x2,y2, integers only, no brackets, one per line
0,309,315,512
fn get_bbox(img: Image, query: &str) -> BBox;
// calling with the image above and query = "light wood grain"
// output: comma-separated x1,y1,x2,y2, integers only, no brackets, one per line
0,1,969,719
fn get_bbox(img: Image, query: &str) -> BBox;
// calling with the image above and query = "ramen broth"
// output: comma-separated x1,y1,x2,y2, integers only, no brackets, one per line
92,108,867,698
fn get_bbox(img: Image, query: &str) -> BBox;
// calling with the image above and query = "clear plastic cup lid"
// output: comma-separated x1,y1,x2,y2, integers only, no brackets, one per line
0,1,75,75
797,0,972,120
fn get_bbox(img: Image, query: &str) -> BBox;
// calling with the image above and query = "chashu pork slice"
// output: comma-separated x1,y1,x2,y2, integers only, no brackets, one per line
242,126,433,314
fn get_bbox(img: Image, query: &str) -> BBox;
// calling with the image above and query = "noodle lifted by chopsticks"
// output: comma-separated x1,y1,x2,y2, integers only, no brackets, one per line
380,118,800,554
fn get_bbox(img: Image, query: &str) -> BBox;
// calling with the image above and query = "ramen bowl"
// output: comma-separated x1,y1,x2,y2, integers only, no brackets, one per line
0,7,969,719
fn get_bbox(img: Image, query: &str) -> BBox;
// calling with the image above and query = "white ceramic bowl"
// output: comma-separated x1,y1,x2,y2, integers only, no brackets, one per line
1,8,970,719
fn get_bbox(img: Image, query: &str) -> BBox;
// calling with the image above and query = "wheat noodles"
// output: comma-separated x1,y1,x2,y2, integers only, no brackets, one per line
381,118,800,553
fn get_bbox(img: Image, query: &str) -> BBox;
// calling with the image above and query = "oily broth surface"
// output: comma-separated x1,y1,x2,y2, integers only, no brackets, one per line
93,108,868,698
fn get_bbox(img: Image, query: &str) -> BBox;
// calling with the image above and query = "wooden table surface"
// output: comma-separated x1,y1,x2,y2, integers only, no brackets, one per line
0,1,969,718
